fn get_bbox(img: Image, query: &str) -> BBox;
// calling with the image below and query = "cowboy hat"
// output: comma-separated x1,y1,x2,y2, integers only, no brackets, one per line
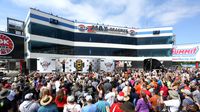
40,95,53,106
0,89,10,99
124,95,130,102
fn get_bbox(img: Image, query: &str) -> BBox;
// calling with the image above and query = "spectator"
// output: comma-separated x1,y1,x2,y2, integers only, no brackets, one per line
54,89,67,112
0,89,12,112
181,89,194,111
135,91,152,112
63,95,81,112
160,90,181,112
110,91,125,112
82,95,97,112
19,93,40,112
95,96,110,112
104,87,116,106
38,95,58,112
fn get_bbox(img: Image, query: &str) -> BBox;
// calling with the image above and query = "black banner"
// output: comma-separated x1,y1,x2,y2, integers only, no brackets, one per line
0,32,25,59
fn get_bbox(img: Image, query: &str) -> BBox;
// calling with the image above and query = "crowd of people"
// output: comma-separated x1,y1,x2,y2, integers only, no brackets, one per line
0,67,200,112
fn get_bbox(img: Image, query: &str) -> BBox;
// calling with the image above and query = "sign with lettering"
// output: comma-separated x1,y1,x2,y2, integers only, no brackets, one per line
0,34,14,55
0,32,24,59
115,61,132,68
172,45,200,62
77,24,136,36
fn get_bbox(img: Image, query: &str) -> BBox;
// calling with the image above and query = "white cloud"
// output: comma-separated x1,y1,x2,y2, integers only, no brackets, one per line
0,19,7,31
146,0,200,26
10,0,200,27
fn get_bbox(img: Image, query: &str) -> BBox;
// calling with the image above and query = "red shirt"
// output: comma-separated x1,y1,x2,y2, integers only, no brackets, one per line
143,89,151,97
160,85,168,97
110,102,123,112
54,96,67,108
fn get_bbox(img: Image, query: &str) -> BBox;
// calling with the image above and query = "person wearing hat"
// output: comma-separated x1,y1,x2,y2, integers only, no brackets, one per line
19,93,40,112
160,90,181,112
82,95,97,112
110,91,125,112
181,89,194,111
63,95,81,112
38,95,58,112
0,89,12,112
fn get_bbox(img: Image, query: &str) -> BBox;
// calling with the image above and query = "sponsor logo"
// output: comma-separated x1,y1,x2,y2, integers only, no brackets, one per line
40,61,51,71
78,24,86,31
74,59,84,71
77,24,137,36
172,46,199,56
129,30,136,36
0,34,14,55
105,62,113,68
115,61,132,67
105,62,113,71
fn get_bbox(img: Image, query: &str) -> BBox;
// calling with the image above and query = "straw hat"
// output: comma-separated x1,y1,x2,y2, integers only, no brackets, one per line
124,95,130,102
40,95,53,106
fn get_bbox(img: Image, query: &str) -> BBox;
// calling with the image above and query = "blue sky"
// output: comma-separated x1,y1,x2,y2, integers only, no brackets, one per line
0,0,200,44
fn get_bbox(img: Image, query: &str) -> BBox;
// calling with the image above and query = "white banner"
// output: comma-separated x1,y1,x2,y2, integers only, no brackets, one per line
37,58,56,72
100,59,114,72
172,44,200,62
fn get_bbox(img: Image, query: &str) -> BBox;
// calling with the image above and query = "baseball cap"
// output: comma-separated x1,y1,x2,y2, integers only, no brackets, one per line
85,95,92,102
25,93,33,100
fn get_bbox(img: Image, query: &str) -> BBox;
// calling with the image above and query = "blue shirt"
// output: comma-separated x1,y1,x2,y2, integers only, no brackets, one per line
38,104,58,112
82,104,97,112
95,100,110,112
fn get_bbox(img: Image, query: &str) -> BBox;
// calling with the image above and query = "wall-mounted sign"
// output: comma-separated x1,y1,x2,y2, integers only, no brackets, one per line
78,24,86,31
172,45,200,62
40,61,51,71
100,59,114,72
115,61,132,68
172,46,198,56
74,59,84,71
77,24,136,36
37,58,56,72
0,34,14,55
0,32,24,59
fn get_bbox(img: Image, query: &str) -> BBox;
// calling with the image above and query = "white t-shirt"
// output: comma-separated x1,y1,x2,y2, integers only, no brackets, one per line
63,103,81,112
19,101,40,112
105,92,115,106
164,99,180,112
55,80,60,92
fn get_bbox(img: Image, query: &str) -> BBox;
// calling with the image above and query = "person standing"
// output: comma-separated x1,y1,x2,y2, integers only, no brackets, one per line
54,89,67,112
160,90,181,112
135,91,152,112
63,95,81,112
82,95,97,112
38,95,58,112
0,89,12,112
19,93,40,112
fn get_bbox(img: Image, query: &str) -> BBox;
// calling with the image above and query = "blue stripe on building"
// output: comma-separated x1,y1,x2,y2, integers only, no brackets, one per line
30,13,172,35
30,14,75,29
